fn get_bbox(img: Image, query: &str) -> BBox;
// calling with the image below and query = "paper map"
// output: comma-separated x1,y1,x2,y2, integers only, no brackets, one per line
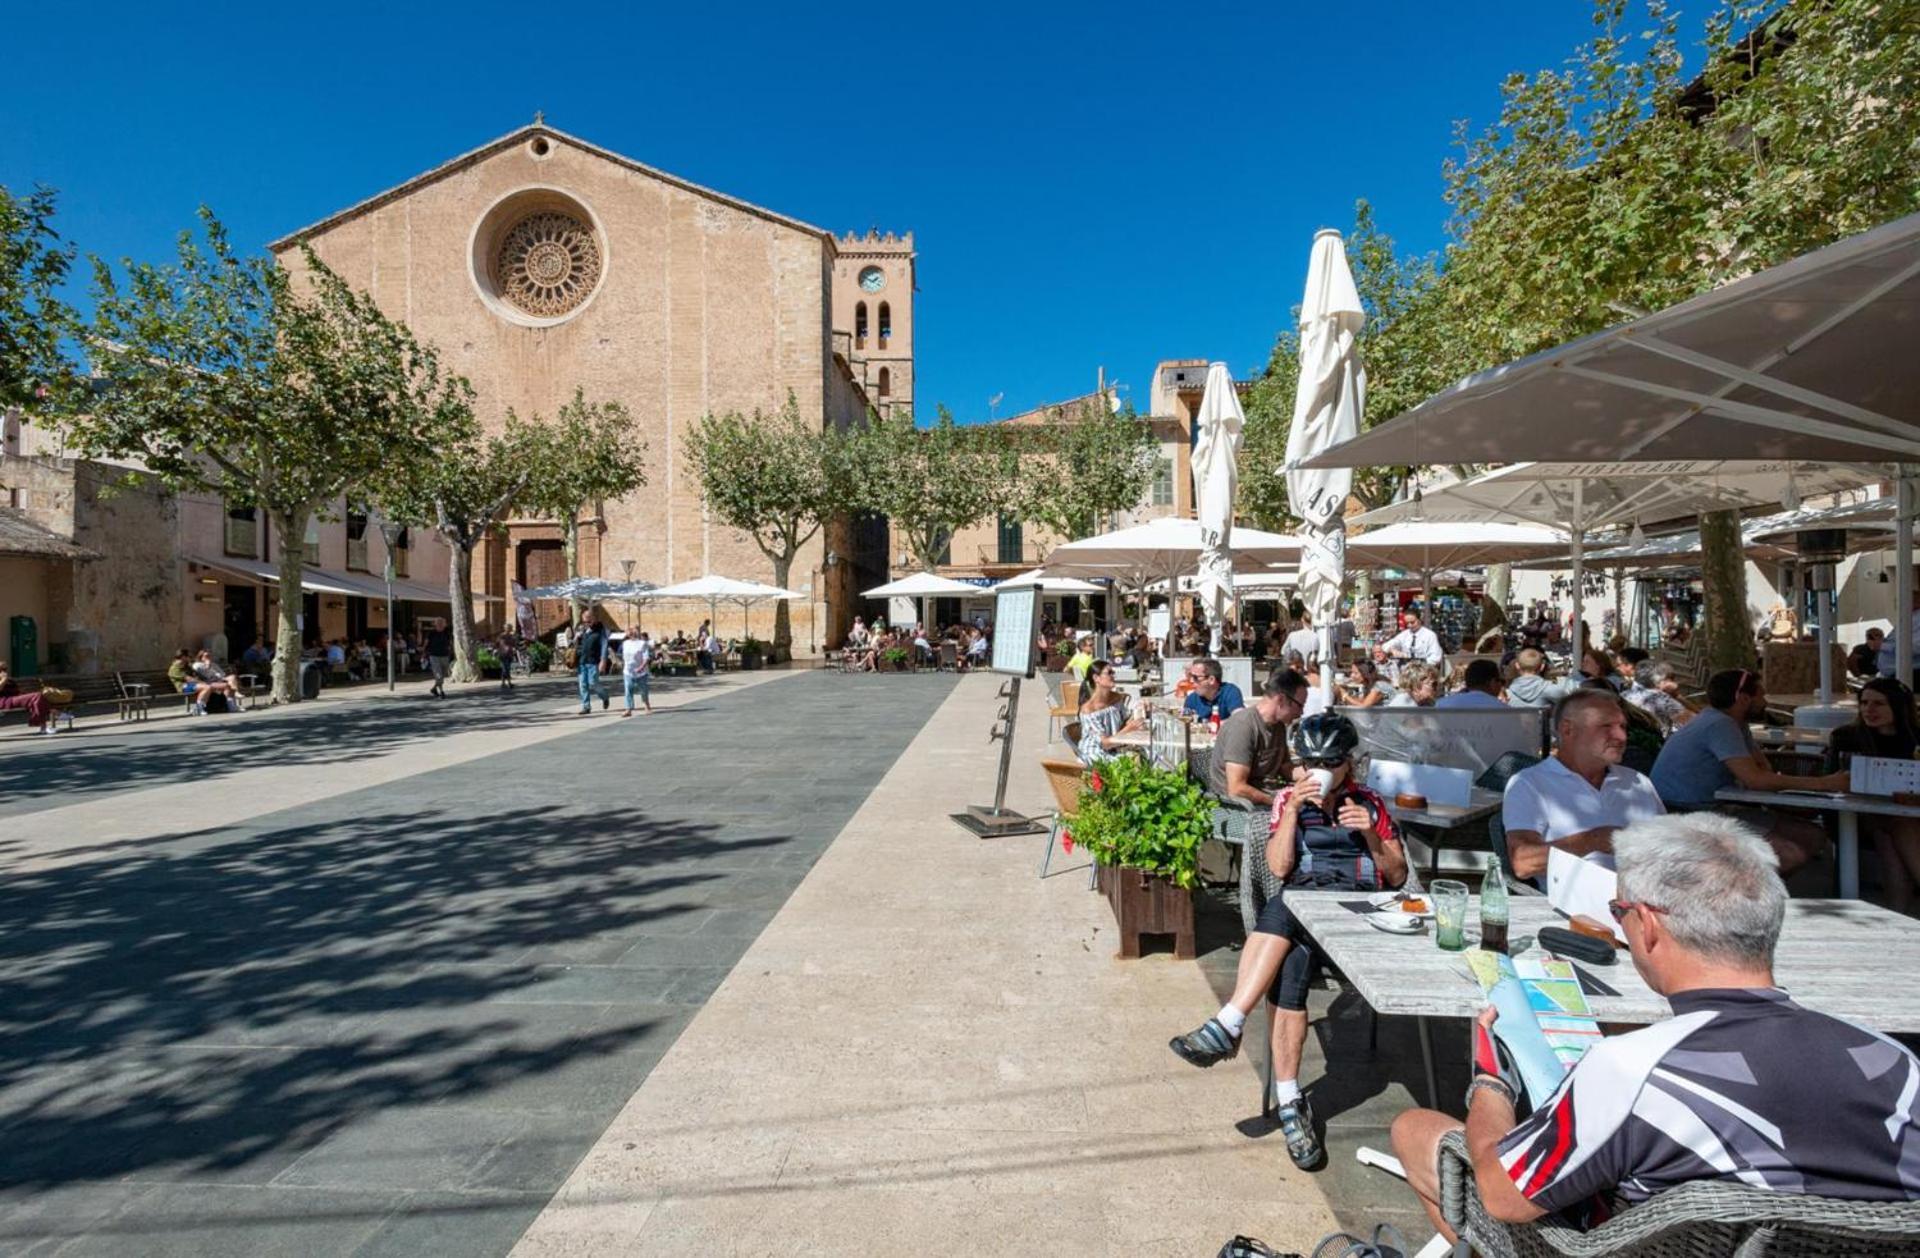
1466,950,1602,1101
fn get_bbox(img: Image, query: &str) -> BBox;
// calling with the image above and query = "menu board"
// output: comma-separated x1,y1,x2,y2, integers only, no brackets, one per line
991,584,1040,678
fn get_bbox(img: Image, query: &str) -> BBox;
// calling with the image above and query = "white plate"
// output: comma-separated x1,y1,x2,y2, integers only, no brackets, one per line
1366,912,1424,935
1369,891,1433,920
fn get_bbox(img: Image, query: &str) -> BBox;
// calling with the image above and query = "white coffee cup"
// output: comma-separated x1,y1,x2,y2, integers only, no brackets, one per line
1308,767,1336,798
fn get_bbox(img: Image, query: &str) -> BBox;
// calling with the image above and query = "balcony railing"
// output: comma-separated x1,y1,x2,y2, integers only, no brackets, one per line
974,545,1047,567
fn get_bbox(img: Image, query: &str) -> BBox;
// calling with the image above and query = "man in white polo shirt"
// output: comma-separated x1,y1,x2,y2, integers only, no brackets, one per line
1502,688,1665,883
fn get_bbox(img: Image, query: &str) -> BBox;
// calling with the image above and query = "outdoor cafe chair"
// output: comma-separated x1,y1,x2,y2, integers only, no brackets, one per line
1437,1129,1920,1258
1038,757,1088,881
1048,679,1080,743
1477,751,1544,895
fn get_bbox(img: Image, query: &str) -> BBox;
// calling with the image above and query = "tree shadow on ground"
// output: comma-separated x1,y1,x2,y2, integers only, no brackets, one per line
0,800,782,1188
0,671,745,816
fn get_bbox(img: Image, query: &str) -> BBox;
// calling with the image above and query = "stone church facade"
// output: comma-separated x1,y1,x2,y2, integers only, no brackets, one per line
270,121,914,652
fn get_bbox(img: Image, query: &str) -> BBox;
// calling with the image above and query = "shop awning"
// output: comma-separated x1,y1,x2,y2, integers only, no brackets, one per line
190,556,452,603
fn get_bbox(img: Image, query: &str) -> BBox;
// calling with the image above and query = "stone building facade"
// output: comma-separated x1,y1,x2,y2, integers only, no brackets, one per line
271,122,910,652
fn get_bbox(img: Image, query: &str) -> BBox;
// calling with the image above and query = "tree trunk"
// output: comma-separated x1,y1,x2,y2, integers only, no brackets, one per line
447,536,480,683
563,513,581,631
1478,563,1512,648
1700,508,1756,674
770,550,794,652
269,504,310,704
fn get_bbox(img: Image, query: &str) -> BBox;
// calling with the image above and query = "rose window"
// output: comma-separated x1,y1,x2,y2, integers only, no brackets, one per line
496,212,601,317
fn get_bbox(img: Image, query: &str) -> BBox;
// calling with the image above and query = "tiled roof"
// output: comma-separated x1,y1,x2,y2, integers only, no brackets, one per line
0,507,97,560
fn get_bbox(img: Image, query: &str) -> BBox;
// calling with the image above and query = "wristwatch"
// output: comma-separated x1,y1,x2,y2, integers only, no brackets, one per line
1465,1074,1516,1113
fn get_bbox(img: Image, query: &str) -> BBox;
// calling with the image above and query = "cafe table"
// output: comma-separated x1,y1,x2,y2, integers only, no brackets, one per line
1714,786,1920,899
1284,891,1920,1108
1387,788,1504,878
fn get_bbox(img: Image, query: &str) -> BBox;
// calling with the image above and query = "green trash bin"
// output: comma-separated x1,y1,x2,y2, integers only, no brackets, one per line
8,615,38,676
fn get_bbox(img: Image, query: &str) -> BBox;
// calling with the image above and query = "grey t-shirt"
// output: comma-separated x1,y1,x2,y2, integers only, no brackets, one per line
1649,707,1756,807
1206,706,1287,798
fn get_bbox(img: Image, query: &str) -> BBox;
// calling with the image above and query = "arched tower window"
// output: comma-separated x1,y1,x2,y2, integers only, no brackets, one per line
855,301,868,349
877,367,891,398
878,302,891,349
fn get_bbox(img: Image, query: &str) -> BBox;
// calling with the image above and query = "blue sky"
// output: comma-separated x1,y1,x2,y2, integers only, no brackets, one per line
3,2,1624,421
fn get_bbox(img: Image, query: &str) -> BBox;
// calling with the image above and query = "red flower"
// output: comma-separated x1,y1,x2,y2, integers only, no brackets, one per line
1089,771,1105,793
1061,828,1075,853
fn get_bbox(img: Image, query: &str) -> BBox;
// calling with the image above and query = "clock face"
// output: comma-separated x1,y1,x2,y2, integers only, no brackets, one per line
858,266,886,293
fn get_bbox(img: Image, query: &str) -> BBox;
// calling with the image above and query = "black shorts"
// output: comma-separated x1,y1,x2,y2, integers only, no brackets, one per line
1251,873,1375,1013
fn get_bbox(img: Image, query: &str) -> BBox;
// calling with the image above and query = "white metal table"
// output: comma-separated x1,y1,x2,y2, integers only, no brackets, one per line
1286,891,1920,1106
1387,788,1504,877
1714,787,1920,899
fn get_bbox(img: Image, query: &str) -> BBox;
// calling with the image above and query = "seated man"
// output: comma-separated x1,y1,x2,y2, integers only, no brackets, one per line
1504,648,1574,708
1204,668,1309,810
1436,657,1508,709
240,636,272,670
1848,627,1884,679
1171,712,1406,1169
1391,813,1920,1239
1503,689,1664,882
191,649,244,708
1649,668,1847,874
1182,656,1245,724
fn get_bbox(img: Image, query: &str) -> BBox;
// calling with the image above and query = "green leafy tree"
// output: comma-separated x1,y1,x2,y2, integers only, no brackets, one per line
1435,0,1920,668
363,409,548,681
683,392,854,652
1013,398,1157,542
519,388,648,628
0,184,75,411
849,407,1017,572
63,210,473,702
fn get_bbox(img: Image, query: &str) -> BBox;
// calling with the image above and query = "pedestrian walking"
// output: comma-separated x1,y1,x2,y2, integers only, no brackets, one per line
425,621,453,698
495,632,517,692
622,630,653,717
576,611,610,714
695,619,714,674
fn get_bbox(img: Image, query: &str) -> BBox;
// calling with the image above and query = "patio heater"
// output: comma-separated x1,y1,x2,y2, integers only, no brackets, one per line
1793,528,1849,728
620,558,639,634
378,519,403,692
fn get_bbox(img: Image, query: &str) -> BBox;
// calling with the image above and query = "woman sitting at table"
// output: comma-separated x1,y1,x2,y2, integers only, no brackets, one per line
1579,644,1624,691
1075,660,1143,764
1337,658,1395,708
1167,712,1405,1170
1384,662,1439,707
1828,677,1920,914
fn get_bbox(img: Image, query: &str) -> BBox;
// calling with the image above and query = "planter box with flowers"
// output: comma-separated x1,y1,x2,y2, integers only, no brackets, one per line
1065,755,1207,959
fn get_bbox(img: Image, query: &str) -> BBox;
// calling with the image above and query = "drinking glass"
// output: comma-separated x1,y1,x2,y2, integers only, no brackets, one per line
1430,879,1470,952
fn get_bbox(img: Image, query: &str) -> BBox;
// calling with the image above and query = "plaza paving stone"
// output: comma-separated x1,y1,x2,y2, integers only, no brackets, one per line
0,669,957,1256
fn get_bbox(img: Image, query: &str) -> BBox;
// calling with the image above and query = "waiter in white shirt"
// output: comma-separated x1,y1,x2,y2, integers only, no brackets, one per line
1376,609,1443,666
1876,586,1920,684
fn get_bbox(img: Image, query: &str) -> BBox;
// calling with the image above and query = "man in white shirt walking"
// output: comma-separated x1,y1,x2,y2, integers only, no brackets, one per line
621,630,654,717
1377,610,1443,667
1502,688,1665,882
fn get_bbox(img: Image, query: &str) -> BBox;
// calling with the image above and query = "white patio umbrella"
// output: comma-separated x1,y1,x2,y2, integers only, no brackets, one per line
1283,228,1367,703
1042,517,1302,652
1344,521,1570,571
1355,461,1883,665
993,567,1106,594
646,574,802,640
1192,362,1246,654
1303,211,1920,676
862,571,983,632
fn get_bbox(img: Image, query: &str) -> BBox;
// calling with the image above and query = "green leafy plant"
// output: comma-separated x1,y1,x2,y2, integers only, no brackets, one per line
879,646,911,669
474,646,501,673
738,637,768,655
525,641,553,671
1068,755,1211,889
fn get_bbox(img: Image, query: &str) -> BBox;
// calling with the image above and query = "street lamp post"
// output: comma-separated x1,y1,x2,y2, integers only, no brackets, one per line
379,519,403,692
620,558,638,634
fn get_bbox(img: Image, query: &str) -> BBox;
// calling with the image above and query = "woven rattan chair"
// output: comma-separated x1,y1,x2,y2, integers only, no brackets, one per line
1048,678,1080,743
1039,757,1086,879
1437,1130,1920,1257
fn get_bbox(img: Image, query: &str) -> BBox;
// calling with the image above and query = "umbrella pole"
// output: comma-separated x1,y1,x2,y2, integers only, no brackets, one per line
1900,470,1915,686
1571,485,1586,671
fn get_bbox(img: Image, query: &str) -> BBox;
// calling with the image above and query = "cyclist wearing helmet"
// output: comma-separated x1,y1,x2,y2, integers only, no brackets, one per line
1169,711,1407,1169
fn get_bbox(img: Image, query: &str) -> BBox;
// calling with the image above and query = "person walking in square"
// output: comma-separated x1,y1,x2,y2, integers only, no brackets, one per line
575,611,610,714
424,620,452,698
622,629,654,717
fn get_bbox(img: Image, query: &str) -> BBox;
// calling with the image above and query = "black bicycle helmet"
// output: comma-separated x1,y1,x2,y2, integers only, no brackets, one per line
1287,711,1360,764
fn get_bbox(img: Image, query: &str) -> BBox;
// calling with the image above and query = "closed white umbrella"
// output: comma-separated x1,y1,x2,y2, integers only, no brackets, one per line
1283,228,1366,702
1192,362,1245,654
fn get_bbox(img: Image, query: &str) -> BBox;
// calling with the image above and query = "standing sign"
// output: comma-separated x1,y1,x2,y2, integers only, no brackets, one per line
991,584,1040,678
955,583,1046,838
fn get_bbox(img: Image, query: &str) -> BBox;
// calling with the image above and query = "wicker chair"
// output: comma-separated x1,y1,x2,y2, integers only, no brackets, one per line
1039,757,1086,879
1048,678,1081,743
1438,1130,1920,1257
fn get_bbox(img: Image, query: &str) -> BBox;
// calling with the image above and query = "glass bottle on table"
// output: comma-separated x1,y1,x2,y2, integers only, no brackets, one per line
1479,853,1510,954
